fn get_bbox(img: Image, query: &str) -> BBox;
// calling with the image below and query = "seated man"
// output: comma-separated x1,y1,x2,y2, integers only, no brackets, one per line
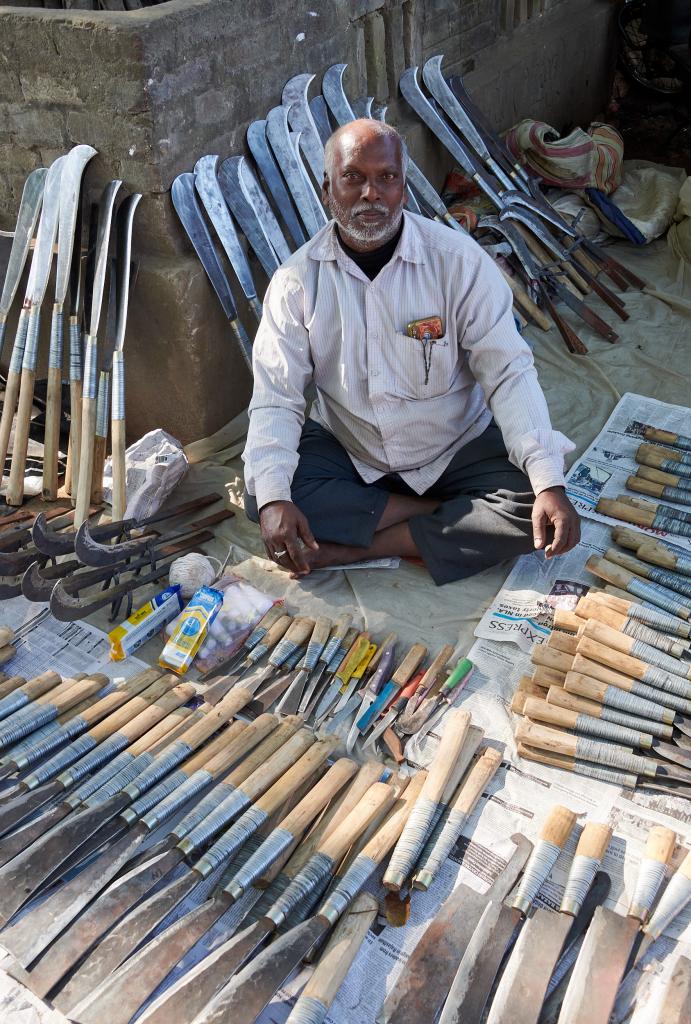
243,119,580,584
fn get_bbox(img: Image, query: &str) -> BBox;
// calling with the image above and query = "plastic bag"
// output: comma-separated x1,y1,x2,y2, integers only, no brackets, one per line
103,429,188,523
165,573,275,675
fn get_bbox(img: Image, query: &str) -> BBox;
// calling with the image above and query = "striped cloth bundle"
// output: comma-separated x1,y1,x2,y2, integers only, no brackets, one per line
505,120,624,195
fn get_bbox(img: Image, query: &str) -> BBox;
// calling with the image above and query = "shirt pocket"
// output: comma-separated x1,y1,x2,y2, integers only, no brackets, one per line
391,332,455,400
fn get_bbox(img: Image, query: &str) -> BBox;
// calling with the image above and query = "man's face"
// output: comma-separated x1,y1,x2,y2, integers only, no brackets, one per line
322,131,406,251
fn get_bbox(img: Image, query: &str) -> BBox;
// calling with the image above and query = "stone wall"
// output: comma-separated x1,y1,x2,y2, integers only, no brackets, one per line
0,0,615,444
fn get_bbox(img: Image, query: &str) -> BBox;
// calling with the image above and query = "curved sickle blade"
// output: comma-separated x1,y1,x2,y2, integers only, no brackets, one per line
283,72,325,183
423,56,492,165
55,145,98,304
0,166,47,318
246,121,307,250
27,156,67,307
114,192,142,351
309,94,334,145
352,96,374,118
171,172,238,321
88,180,122,338
194,155,259,304
322,63,356,125
218,157,281,279
21,558,77,602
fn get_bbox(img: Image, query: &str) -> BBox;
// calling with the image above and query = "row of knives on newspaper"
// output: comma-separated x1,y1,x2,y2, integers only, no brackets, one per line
0,149,140,511
0,491,231,619
173,58,644,365
0,656,688,1024
0,662,494,1024
515,516,691,797
596,425,691,540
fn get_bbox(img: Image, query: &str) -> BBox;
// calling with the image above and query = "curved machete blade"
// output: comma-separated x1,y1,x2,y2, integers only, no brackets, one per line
0,166,47,320
246,120,307,250
283,72,325,183
55,145,98,304
218,156,281,279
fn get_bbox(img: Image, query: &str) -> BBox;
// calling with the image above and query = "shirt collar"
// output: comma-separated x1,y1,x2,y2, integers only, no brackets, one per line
309,211,425,266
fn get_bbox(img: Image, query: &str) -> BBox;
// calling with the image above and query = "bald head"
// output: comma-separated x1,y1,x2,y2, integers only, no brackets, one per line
323,120,409,182
321,120,408,251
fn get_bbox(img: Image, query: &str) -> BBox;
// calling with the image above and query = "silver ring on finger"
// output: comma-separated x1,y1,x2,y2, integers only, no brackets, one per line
274,549,288,559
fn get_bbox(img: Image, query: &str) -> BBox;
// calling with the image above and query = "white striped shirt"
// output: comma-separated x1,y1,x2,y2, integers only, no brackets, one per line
243,212,573,510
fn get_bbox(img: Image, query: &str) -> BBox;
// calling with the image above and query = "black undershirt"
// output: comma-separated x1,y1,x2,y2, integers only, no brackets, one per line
336,220,404,280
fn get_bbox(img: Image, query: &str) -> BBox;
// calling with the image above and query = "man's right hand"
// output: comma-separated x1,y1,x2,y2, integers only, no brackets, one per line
258,500,319,577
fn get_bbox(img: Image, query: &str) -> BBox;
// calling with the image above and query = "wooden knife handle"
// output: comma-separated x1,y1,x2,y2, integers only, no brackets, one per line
321,782,396,863
365,632,397,676
552,609,583,633
0,627,14,649
88,674,179,742
391,643,428,687
178,683,257,748
575,821,612,861
48,674,108,714
259,614,293,652
117,682,196,741
417,644,455,692
548,631,579,655
279,758,357,837
515,717,578,757
200,715,276,778
452,747,502,815
423,707,472,803
18,670,62,701
256,738,338,816
360,770,428,864
531,645,574,674
134,706,201,754
228,718,304,789
629,825,677,923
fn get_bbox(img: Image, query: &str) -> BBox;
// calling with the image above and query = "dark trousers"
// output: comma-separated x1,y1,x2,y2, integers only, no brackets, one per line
245,420,536,586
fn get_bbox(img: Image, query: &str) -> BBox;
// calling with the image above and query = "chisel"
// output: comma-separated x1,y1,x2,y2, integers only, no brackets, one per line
232,616,315,695
437,805,578,1024
295,616,355,713
311,630,372,724
115,781,397,1024
574,596,688,657
546,684,688,745
575,638,691,709
275,615,332,715
634,846,691,966
581,589,691,639
588,553,691,616
486,821,612,1024
65,739,349,1024
558,825,676,1024
565,661,691,737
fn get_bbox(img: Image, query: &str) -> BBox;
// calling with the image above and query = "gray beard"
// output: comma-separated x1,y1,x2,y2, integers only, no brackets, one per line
329,197,405,247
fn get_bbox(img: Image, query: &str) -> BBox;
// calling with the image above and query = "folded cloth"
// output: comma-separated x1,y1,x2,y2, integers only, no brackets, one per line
505,120,624,194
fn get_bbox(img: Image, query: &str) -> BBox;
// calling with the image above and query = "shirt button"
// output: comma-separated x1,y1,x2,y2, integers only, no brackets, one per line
371,369,380,377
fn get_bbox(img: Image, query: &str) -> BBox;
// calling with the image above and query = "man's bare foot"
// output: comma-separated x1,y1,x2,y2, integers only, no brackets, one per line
280,522,421,578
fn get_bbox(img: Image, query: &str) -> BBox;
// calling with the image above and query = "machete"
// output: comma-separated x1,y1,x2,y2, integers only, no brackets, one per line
217,156,281,278
42,144,97,500
265,105,327,238
437,805,578,1024
61,741,354,1024
110,192,141,521
0,683,266,923
47,720,303,1009
246,120,307,250
31,489,221,556
73,179,121,525
194,155,263,323
283,72,325,183
310,94,334,145
0,166,47,357
171,172,252,371
238,156,293,264
3,155,66,503
557,825,677,1024
352,95,375,118
486,823,612,1024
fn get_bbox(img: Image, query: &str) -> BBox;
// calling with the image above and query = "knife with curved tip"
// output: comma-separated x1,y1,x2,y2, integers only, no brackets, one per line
217,155,281,278
275,616,332,715
309,94,334,145
486,823,613,1024
4,155,66,504
296,615,354,715
42,144,97,501
109,191,142,522
194,155,262,324
238,156,293,264
352,95,374,118
312,632,373,725
558,825,677,1024
283,72,325,183
291,129,328,228
346,634,398,754
171,171,252,372
246,120,307,250
0,166,47,357
437,806,578,1024
266,105,326,238
362,668,426,753
377,832,533,1024
422,55,515,191
72,178,122,525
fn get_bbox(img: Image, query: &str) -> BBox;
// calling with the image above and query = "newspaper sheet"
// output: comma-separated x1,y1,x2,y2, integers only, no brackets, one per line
563,391,691,550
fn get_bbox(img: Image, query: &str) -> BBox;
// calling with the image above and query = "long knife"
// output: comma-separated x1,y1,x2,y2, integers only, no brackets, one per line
557,825,677,1024
437,805,578,1024
110,192,142,522
345,634,397,753
73,179,121,526
42,144,97,500
246,120,307,249
275,615,333,715
0,166,47,357
194,155,263,323
171,172,252,370
238,156,293,264
3,156,65,504
486,822,612,1024
217,156,281,278
283,73,325,184
265,105,327,238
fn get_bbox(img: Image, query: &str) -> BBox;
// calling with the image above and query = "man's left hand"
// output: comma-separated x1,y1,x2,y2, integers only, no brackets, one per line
532,486,580,558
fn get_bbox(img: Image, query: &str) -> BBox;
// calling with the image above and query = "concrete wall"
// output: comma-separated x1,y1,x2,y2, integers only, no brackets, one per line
0,0,616,444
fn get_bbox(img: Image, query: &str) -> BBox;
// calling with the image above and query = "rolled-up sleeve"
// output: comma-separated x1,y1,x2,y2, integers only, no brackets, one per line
457,246,574,495
242,271,314,510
